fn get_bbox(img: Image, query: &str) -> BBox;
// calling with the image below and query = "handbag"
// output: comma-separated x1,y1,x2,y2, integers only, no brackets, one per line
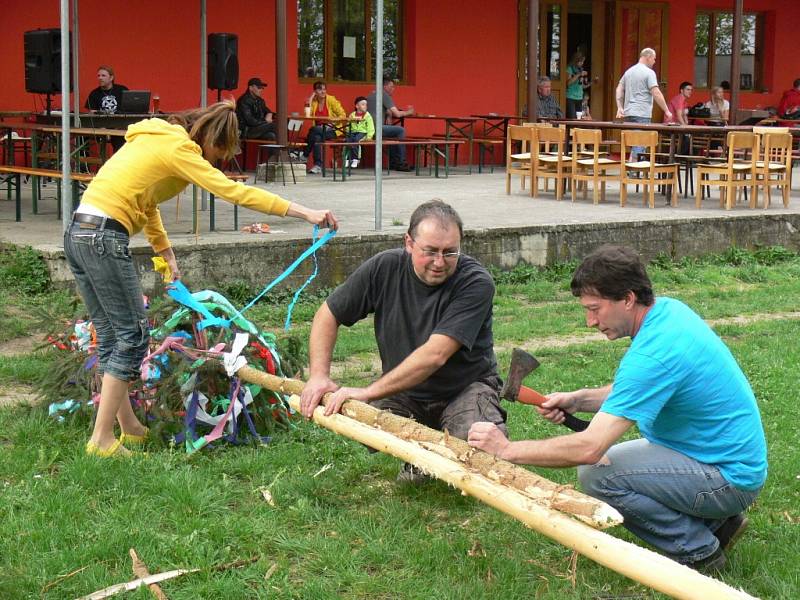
688,103,711,118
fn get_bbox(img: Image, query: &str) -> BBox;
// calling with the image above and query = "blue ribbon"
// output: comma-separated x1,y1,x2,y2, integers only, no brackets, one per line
165,226,336,331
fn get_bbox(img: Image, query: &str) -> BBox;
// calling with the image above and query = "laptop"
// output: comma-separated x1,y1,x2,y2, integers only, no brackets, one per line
119,90,151,114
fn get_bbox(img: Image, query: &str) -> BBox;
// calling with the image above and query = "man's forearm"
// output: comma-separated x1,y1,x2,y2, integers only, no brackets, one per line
502,432,602,467
652,88,670,114
307,304,339,378
364,335,459,401
615,83,625,112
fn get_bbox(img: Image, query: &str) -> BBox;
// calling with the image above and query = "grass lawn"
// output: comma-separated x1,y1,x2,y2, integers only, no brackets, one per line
0,248,798,599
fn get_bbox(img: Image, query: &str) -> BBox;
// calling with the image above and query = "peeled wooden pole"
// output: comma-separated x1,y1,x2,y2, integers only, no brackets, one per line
236,366,620,528
282,392,756,600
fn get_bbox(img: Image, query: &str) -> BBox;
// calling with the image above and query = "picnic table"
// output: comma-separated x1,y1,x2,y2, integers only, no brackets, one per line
401,114,480,173
550,120,754,162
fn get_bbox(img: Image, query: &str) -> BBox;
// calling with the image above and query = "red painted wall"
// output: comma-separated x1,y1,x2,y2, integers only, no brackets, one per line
0,0,518,141
0,1,797,127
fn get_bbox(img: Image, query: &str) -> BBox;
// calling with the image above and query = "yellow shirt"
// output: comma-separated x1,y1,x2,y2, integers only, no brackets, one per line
310,94,347,136
81,118,291,252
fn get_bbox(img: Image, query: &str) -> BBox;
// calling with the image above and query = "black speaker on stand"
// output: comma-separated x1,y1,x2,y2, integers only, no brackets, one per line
24,28,73,115
208,33,239,101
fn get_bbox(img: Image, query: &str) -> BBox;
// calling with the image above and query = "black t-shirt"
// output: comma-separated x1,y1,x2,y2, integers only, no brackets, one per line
85,84,129,114
326,248,498,401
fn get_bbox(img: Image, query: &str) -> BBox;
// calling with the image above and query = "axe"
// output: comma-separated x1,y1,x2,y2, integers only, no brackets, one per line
500,348,590,432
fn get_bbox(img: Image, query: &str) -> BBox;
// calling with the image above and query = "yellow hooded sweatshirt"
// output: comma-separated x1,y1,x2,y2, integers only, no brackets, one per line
80,118,290,252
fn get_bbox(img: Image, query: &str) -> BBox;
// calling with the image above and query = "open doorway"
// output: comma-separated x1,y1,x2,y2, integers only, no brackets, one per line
566,0,594,119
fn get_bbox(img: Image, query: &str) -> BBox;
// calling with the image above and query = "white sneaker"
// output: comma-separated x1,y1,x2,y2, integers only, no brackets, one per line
350,159,359,168
308,165,321,175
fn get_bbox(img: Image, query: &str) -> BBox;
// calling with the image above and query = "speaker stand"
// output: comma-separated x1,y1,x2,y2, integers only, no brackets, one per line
216,89,222,103
45,93,53,116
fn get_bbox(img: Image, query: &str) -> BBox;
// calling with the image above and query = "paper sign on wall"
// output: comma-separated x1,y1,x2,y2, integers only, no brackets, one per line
343,36,356,58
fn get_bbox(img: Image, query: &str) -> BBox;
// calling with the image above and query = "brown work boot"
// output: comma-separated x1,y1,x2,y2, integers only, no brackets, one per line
686,547,727,573
713,513,749,552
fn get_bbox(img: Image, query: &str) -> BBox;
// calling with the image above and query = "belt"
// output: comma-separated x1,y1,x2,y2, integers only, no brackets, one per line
72,212,129,235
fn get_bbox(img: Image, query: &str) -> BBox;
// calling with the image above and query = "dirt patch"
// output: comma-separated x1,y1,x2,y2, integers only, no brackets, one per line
0,384,37,408
0,335,42,357
498,311,800,354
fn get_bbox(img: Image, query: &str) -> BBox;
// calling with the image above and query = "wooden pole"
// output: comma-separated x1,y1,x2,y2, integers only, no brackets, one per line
275,0,288,146
528,0,539,120
285,392,756,600
235,366,620,528
730,0,743,122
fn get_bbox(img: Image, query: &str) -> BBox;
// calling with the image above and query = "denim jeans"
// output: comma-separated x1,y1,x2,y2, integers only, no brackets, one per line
623,115,651,159
578,438,760,563
64,223,149,381
381,125,407,164
306,126,337,166
345,131,367,160
372,376,507,440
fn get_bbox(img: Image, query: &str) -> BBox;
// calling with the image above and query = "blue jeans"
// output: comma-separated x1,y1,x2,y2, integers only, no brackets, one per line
381,125,406,164
623,115,651,159
306,126,337,166
345,131,367,160
64,223,149,381
578,438,760,563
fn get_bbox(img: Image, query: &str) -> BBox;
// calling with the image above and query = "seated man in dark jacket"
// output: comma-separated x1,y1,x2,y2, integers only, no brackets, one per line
236,77,277,140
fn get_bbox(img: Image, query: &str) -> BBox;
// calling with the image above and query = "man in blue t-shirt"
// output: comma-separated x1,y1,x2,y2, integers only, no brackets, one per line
468,245,767,572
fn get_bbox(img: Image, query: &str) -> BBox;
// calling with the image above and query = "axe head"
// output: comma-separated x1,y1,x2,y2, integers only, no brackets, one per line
500,348,540,402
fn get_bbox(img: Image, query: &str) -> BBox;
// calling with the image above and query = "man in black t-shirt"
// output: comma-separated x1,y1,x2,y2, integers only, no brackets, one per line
85,66,128,114
300,200,506,481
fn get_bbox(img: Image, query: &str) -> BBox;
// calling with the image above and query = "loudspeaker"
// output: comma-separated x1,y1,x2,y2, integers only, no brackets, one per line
208,33,239,90
24,28,73,94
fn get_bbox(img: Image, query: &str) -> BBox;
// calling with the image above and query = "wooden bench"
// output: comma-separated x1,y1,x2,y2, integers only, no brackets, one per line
319,138,466,180
0,166,93,221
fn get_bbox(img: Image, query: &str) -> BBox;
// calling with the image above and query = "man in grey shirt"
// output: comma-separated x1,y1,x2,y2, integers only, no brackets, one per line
616,48,672,124
616,48,672,159
367,76,415,171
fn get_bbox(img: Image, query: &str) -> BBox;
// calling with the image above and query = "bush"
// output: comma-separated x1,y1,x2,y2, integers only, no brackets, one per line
0,245,50,295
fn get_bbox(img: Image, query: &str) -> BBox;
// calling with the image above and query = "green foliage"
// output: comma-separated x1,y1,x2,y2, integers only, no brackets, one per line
0,245,51,295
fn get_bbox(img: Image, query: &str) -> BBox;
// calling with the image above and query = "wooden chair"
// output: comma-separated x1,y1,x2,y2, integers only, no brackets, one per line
696,132,759,210
619,130,678,208
532,126,571,200
505,125,535,196
570,128,620,204
755,132,792,208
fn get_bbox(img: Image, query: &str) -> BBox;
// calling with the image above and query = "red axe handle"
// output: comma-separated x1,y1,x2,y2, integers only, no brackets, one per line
517,385,549,407
517,385,591,432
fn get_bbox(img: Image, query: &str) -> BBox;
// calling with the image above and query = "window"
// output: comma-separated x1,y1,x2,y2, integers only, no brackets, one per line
694,11,762,90
297,0,404,82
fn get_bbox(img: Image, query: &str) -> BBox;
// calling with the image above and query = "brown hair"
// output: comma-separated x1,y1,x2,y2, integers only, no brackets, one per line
570,245,654,306
407,199,463,239
97,65,115,78
168,100,240,161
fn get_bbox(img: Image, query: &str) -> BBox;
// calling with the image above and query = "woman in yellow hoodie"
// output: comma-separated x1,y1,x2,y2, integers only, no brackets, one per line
65,100,338,457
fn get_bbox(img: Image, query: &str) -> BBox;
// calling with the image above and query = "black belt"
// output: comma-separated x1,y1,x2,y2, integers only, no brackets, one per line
72,212,129,235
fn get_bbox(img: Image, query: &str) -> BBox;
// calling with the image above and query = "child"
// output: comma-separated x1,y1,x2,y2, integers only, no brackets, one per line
346,96,375,168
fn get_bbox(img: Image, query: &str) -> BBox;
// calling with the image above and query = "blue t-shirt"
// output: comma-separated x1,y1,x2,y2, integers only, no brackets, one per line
601,297,767,490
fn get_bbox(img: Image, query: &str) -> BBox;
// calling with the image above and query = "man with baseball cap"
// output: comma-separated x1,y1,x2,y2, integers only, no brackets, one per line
236,77,277,140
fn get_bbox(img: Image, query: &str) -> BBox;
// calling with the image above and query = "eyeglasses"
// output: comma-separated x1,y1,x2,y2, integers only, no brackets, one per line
411,239,460,261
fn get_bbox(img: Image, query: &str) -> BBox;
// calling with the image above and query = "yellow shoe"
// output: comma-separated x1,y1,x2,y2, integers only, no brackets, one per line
86,439,130,457
120,427,150,447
